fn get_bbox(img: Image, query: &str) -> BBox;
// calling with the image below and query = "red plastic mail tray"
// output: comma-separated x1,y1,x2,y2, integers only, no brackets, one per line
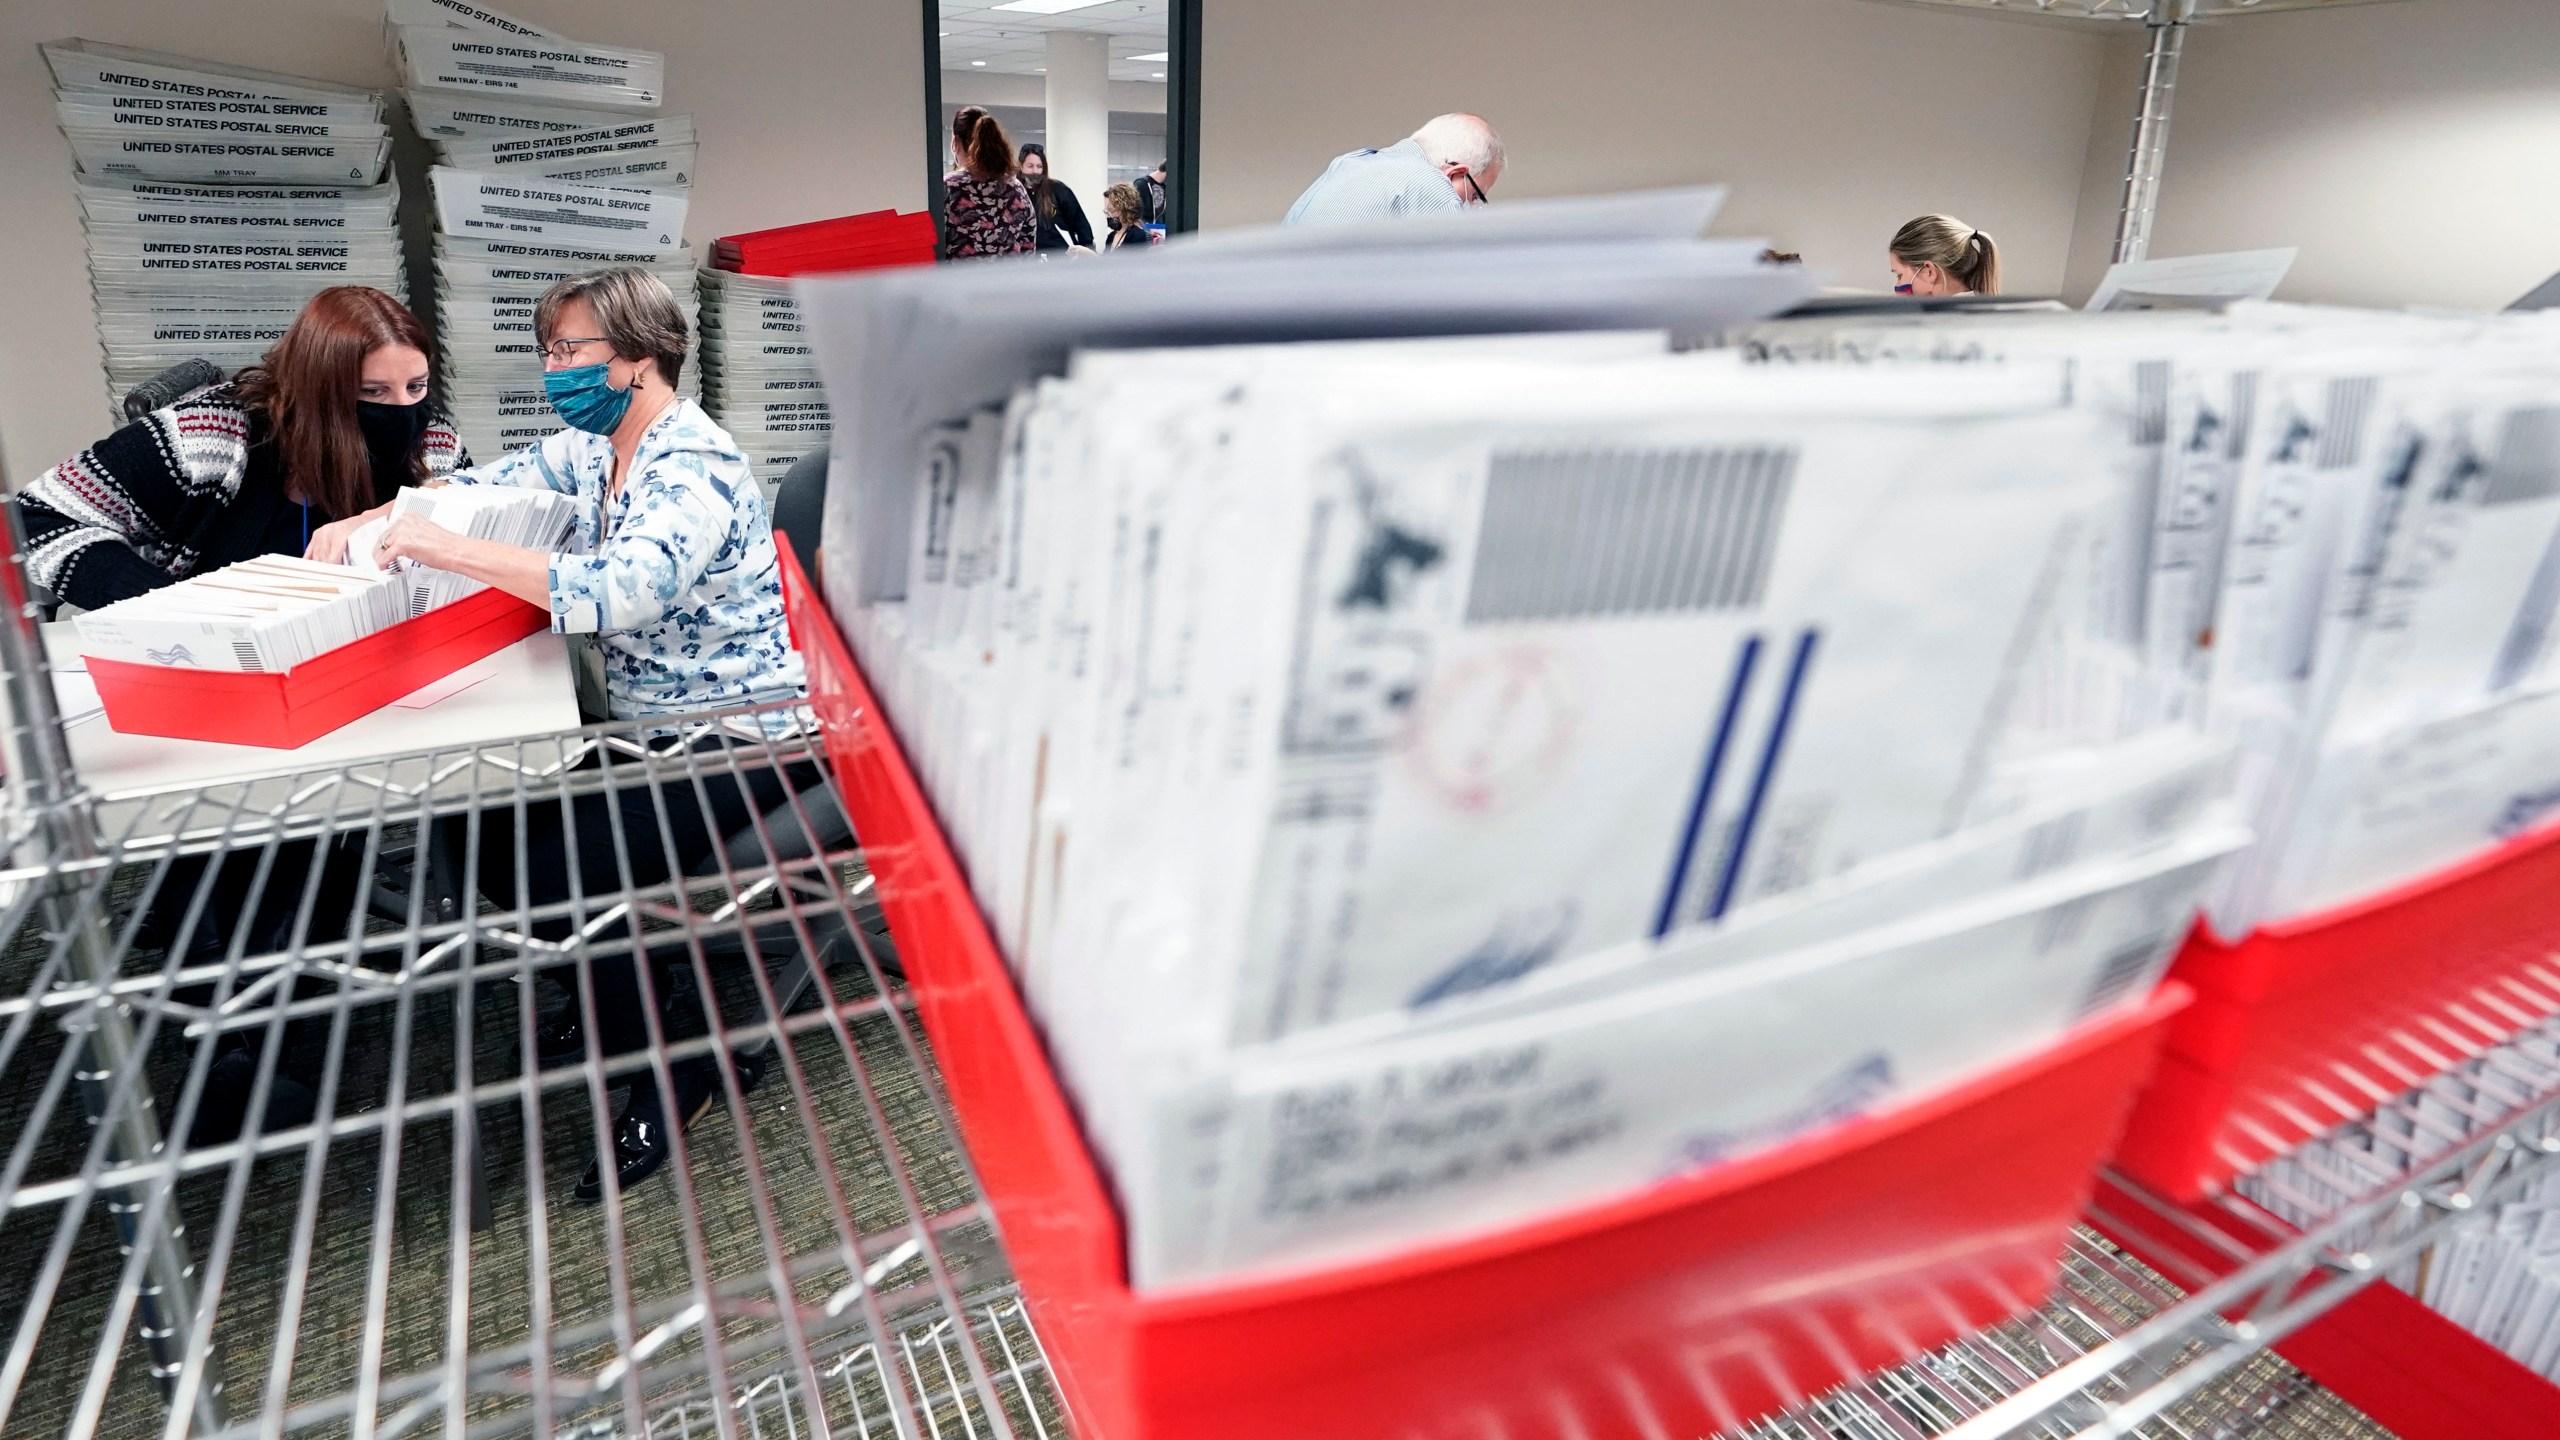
777,544,2191,1440
85,586,547,749
2090,1175,2560,1440
2109,822,2560,1201
713,209,938,276
2276,1281,2560,1440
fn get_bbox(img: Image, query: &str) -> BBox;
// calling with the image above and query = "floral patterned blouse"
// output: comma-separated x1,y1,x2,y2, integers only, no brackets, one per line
943,169,1037,259
448,397,807,733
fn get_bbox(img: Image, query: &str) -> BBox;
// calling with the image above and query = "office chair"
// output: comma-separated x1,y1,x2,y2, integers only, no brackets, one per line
768,447,827,580
684,442,893,1062
124,357,228,422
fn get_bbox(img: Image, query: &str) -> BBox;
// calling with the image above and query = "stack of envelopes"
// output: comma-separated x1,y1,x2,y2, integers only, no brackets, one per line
42,40,401,415
1737,300,2560,934
348,483,581,614
799,195,2249,1288
75,556,406,672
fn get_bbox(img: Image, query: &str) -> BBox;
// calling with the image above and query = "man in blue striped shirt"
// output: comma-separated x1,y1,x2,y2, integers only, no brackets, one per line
1283,113,1505,225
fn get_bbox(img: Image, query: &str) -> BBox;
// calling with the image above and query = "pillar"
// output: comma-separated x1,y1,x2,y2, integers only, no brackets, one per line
1044,30,1111,225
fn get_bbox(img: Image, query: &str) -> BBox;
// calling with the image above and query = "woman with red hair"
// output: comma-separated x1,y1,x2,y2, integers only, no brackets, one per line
15,285,464,609
16,286,463,1144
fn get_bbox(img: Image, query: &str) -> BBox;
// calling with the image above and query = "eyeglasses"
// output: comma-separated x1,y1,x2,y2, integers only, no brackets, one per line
543,336,610,363
1457,169,1487,205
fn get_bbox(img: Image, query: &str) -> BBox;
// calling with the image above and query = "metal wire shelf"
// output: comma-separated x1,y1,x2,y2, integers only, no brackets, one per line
9,563,2553,1440
1730,1007,2560,1439
0,681,1063,1440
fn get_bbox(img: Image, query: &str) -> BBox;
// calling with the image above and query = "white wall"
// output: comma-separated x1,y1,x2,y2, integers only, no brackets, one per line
0,0,922,482
940,69,1166,113
2063,0,2560,310
1200,0,2115,296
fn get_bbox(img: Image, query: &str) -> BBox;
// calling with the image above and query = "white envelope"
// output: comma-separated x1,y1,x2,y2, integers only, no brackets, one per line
1127,822,2244,1288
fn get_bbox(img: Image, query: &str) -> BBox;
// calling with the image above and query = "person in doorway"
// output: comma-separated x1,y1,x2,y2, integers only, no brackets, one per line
1102,183,1155,253
1018,143,1095,253
1283,113,1503,225
940,105,1036,260
311,266,812,1203
1889,215,2002,296
15,285,462,609
1132,158,1170,228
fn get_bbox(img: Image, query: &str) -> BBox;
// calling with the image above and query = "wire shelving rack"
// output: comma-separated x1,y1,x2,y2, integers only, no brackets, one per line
5,516,2560,1440
0,489,1059,1437
1735,1012,2560,1438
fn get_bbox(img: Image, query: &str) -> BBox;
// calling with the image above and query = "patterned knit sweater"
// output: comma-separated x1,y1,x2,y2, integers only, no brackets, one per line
15,385,467,610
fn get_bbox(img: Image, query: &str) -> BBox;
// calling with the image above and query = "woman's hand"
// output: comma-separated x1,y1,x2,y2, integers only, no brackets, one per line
305,513,374,565
366,520,555,612
369,514,467,573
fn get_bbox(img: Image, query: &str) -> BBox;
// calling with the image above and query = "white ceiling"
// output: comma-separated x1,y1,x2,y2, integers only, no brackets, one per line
938,0,1171,82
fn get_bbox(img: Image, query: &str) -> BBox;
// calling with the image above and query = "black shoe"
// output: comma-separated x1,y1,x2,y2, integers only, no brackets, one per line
263,1072,318,1133
187,1047,257,1148
572,1055,763,1204
534,1011,585,1065
186,1048,319,1146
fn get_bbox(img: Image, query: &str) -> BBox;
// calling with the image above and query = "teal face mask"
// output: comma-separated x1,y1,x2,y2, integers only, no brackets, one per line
544,362,632,435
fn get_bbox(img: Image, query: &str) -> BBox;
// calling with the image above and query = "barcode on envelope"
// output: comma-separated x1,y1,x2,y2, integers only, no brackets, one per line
1464,446,1795,622
2077,936,2168,1018
2316,376,2377,471
2487,407,2560,506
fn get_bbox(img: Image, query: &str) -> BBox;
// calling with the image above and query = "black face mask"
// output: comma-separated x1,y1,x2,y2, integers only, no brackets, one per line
355,399,432,492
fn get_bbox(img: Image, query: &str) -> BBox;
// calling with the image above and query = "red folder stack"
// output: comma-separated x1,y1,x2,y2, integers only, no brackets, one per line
711,209,938,277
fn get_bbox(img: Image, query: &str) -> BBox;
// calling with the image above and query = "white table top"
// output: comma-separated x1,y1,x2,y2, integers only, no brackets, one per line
45,620,584,804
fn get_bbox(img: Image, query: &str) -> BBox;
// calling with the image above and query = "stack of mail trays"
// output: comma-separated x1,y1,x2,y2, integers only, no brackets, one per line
390,0,698,463
43,39,401,417
700,269,827,498
801,210,2251,1290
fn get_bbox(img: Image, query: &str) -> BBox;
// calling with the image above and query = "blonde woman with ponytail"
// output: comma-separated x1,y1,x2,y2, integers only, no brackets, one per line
1889,214,2002,296
942,105,1036,260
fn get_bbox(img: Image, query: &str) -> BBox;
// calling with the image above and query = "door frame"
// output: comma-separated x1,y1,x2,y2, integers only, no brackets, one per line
920,0,1202,236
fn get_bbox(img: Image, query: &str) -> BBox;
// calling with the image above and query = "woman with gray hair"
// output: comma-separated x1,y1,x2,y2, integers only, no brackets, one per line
312,265,810,1202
